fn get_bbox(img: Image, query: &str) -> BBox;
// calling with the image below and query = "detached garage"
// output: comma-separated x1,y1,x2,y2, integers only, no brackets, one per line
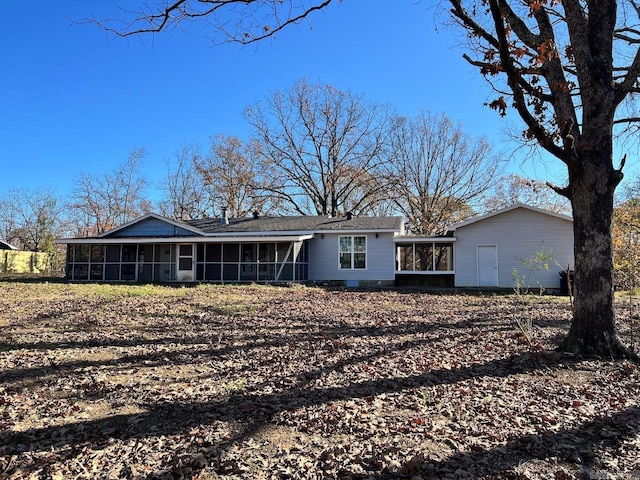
449,204,574,288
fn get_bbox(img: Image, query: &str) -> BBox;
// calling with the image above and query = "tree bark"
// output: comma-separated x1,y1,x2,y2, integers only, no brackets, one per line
563,148,629,357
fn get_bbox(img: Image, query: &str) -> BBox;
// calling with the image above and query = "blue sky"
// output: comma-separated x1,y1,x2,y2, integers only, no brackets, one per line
0,1,597,202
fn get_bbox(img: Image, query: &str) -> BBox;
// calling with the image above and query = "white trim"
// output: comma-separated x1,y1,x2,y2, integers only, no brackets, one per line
0,240,18,250
395,270,454,275
394,237,456,243
395,240,455,273
338,234,368,270
202,230,318,237
176,243,195,282
275,243,294,281
56,234,315,244
315,228,399,235
448,203,572,232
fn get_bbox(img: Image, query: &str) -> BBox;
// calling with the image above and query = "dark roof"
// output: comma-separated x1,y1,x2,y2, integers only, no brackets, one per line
185,215,403,234
0,240,17,250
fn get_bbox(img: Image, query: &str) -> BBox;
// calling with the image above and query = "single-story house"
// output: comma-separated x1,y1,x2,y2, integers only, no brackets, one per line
55,203,574,289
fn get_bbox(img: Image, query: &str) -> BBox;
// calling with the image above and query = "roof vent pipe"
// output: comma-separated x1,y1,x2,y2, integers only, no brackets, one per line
221,207,229,225
346,212,353,220
253,211,259,220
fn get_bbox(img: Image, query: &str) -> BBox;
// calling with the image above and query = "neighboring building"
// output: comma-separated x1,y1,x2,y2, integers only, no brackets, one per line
1,240,53,275
55,204,574,289
0,240,17,250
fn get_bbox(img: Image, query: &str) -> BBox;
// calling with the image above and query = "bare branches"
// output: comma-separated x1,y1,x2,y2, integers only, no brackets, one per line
69,149,149,236
0,189,63,252
92,0,335,44
449,0,500,49
615,48,640,104
546,181,571,199
245,79,395,217
387,111,502,235
158,144,209,221
451,0,580,163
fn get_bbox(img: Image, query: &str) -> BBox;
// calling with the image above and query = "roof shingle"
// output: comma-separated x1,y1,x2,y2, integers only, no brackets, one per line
185,215,403,234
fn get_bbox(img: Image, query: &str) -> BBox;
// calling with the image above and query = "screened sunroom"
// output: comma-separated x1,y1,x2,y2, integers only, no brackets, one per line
65,239,310,283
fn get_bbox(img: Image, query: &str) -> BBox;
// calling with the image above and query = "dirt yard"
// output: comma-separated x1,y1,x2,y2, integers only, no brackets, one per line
0,281,639,479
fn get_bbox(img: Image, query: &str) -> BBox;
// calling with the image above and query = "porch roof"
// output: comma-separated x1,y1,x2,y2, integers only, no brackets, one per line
393,236,456,243
58,234,315,245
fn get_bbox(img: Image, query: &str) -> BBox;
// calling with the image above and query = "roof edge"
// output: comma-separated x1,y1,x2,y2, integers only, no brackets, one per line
0,240,18,250
447,203,573,231
97,213,205,238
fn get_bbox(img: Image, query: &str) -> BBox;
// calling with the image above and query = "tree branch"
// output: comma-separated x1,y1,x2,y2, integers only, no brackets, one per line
546,181,571,199
91,0,335,44
487,0,566,160
615,48,640,105
449,0,500,49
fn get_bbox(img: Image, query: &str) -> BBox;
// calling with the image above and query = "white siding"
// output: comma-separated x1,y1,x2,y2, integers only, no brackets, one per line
454,207,574,288
309,232,396,283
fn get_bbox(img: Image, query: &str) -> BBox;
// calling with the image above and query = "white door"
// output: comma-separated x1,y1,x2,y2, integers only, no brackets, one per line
177,244,194,282
477,245,498,286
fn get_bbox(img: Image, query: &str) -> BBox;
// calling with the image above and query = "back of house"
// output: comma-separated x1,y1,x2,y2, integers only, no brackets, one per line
55,204,574,290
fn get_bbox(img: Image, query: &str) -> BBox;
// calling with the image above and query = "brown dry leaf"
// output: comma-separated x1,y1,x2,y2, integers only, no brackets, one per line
0,283,639,479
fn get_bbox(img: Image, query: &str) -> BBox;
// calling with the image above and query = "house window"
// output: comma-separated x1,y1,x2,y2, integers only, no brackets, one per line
339,235,366,269
398,245,414,271
435,244,453,271
396,242,454,272
415,244,434,271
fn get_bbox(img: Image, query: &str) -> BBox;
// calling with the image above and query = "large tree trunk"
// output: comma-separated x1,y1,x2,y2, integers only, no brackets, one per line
563,149,628,358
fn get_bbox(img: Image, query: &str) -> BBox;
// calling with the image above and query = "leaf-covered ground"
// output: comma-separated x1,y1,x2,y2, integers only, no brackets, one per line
1,281,639,479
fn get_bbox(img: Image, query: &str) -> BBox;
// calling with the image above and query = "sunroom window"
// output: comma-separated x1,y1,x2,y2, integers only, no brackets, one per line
396,242,454,272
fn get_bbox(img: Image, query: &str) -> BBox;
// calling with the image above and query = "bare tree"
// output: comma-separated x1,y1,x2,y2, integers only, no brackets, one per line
245,79,395,217
0,188,63,253
158,144,210,220
69,148,150,236
484,174,571,215
194,134,275,218
389,111,501,235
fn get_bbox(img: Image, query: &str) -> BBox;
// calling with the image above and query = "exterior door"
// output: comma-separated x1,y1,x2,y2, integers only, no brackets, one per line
177,244,194,282
477,245,498,286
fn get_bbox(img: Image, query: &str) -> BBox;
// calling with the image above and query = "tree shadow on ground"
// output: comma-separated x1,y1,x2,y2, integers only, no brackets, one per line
1,349,591,477
2,285,616,478
0,294,513,384
397,406,640,479
0,309,527,389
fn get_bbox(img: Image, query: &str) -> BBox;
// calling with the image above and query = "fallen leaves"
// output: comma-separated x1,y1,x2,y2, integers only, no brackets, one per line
0,282,639,479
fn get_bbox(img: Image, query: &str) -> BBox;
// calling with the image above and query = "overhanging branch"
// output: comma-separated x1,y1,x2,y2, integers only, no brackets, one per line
91,0,335,44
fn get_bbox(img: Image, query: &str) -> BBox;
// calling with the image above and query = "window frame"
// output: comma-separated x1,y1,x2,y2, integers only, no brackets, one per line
395,241,454,274
338,235,367,270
